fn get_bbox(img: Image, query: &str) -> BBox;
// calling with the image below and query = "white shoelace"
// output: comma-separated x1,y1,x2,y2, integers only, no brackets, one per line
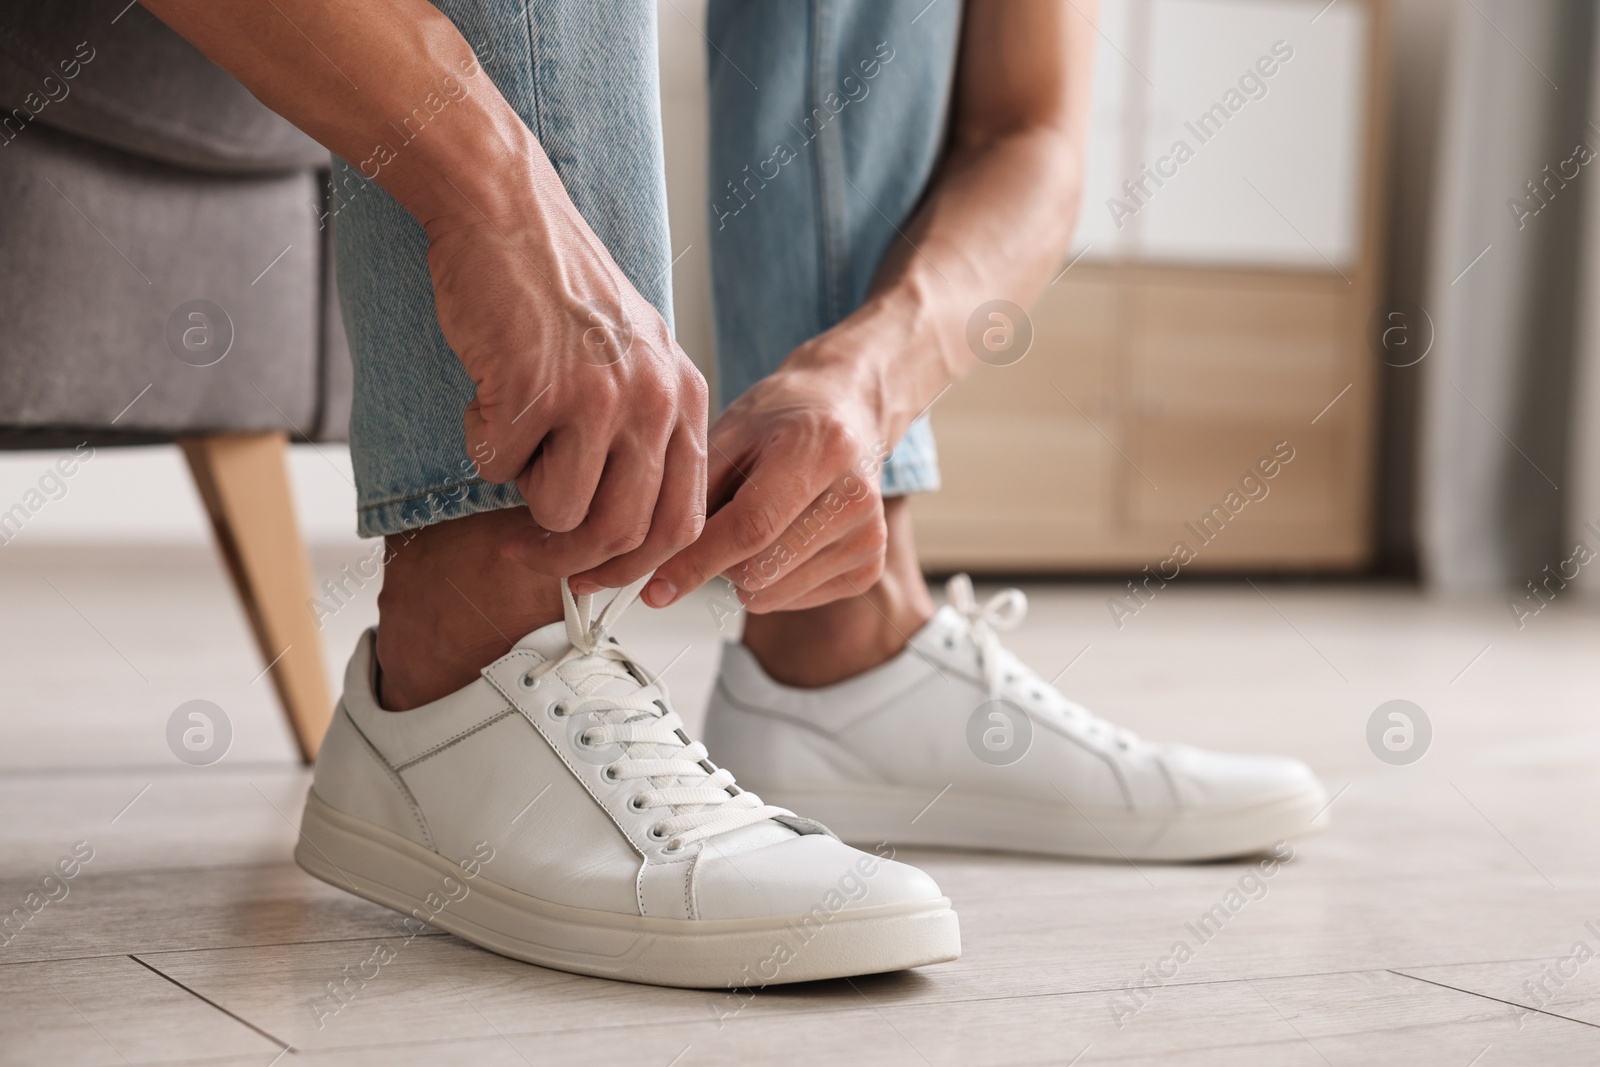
945,574,1139,750
520,575,793,853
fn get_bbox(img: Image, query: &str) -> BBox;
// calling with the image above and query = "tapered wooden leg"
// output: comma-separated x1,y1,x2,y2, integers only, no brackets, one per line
181,432,333,763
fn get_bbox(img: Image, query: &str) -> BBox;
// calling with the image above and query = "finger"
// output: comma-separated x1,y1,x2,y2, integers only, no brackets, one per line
519,423,607,533
702,424,753,515
570,425,705,593
736,517,886,613
649,444,831,605
517,426,669,576
720,492,872,608
752,560,889,614
463,397,546,485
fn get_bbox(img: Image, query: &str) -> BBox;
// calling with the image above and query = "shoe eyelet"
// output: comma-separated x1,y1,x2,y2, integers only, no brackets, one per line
576,728,596,748
647,824,668,842
547,701,567,720
601,764,620,783
943,637,955,649
662,839,683,855
518,671,539,690
627,794,648,812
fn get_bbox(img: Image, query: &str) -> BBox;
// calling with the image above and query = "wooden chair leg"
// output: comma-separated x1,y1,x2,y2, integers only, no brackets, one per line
181,432,333,763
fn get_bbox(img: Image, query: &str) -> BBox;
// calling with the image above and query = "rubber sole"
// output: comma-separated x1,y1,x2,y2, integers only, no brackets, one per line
294,791,961,988
754,783,1329,862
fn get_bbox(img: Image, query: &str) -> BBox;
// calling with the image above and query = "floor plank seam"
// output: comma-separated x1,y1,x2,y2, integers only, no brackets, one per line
128,952,295,1053
1,930,453,968
1387,968,1600,1031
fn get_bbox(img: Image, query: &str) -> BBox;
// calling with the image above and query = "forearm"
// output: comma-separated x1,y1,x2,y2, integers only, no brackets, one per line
141,0,567,233
784,0,1096,449
851,125,1086,441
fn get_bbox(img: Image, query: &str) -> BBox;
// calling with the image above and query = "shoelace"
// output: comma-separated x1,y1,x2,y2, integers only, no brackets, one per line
945,574,1139,750
519,574,794,853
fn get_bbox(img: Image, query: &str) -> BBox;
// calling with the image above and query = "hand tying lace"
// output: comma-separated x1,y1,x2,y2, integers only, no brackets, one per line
520,574,795,853
945,574,1139,751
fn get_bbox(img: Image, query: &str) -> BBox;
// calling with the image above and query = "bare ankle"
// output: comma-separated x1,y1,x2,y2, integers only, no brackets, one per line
375,509,563,710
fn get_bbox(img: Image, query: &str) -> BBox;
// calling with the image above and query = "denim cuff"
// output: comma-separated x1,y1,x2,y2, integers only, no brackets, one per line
357,479,525,539
356,414,941,538
880,416,941,497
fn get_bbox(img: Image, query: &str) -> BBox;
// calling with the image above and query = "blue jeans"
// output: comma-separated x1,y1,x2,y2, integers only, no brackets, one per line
335,0,962,538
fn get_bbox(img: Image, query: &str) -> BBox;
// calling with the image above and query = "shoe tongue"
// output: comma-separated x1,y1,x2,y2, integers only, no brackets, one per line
509,620,640,700
700,819,796,855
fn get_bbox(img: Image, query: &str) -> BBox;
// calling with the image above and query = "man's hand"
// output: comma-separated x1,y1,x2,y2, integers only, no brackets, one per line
646,321,896,612
426,208,708,591
651,0,1095,611
141,0,708,592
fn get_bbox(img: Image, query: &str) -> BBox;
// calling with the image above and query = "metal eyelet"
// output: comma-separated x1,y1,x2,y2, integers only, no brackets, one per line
576,728,596,749
602,764,620,783
647,824,668,841
518,671,538,690
662,839,683,855
547,701,567,720
627,794,648,812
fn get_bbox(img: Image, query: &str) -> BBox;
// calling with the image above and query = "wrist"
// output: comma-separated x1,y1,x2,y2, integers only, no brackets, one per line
786,284,961,445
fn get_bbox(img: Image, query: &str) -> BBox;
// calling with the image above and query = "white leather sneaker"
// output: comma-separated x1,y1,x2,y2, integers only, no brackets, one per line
704,575,1329,862
296,579,959,988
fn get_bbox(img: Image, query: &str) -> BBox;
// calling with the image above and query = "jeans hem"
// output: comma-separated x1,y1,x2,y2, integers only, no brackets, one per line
356,480,525,539
881,465,940,498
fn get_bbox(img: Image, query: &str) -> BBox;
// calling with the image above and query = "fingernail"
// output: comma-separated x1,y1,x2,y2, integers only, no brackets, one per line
644,578,676,607
569,580,599,596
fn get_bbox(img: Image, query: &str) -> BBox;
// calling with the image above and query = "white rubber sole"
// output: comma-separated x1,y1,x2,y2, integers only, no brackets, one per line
294,791,961,989
754,783,1329,862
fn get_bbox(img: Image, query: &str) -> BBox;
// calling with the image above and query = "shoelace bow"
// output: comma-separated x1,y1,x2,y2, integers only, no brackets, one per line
945,574,1138,750
520,574,793,853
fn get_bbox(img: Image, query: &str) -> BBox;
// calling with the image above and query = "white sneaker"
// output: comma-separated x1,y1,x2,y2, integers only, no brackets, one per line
705,575,1329,862
296,578,959,988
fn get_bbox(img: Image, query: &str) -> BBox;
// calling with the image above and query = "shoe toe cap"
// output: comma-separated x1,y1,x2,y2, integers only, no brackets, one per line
692,834,945,921
1159,744,1324,808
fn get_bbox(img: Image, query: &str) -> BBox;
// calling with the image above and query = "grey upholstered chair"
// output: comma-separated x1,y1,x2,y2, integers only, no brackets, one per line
1,1,356,760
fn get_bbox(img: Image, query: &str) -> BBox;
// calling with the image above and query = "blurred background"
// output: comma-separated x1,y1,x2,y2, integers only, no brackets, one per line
6,0,1598,591
1,0,1597,754
8,2,1600,1061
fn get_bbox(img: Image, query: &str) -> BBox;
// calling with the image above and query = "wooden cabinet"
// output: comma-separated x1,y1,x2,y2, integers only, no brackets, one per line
911,0,1385,572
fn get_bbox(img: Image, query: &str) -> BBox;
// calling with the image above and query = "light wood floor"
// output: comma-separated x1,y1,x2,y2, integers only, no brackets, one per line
3,544,1599,1065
